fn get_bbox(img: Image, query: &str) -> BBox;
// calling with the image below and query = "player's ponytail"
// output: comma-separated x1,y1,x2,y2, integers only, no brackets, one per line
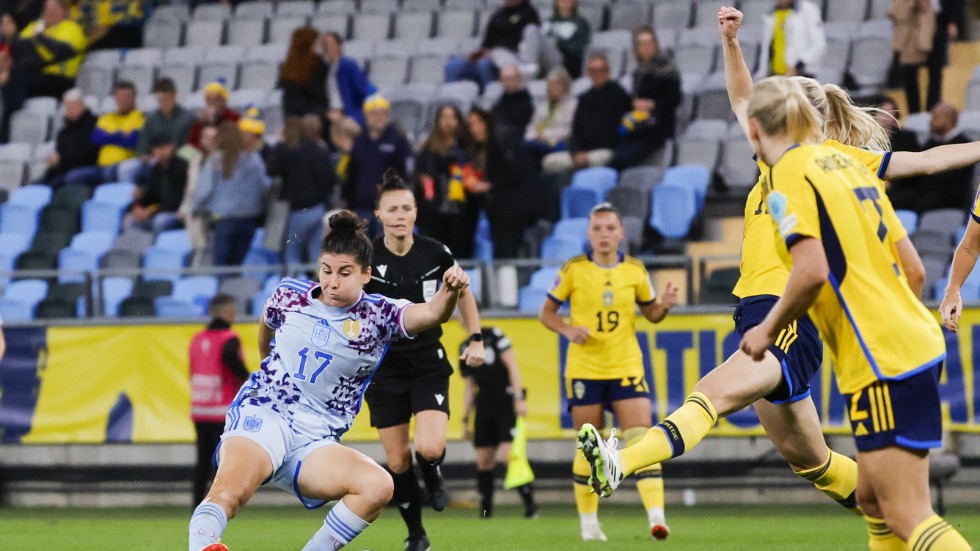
822,83,892,151
321,209,373,269
748,76,822,144
375,167,414,208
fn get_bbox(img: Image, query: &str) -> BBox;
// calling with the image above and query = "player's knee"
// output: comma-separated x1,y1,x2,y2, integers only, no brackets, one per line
387,453,412,474
362,467,394,508
855,488,881,519
415,442,445,463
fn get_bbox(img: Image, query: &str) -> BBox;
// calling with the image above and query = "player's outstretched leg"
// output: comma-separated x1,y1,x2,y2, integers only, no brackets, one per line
189,502,229,551
577,424,624,497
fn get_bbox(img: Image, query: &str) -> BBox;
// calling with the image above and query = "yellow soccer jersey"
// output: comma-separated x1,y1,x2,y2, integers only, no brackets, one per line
766,144,945,394
548,253,655,380
732,140,905,299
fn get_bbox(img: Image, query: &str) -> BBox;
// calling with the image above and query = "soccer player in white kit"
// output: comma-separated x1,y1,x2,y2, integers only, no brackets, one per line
188,210,471,551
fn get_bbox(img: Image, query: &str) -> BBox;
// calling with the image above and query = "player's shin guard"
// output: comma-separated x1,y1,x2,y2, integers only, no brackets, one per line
477,469,495,517
302,499,370,550
573,452,599,517
865,516,908,551
189,501,228,551
620,392,718,475
389,467,425,537
907,514,971,550
794,450,862,515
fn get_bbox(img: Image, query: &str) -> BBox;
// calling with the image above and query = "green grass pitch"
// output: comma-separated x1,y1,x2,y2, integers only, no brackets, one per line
3,503,979,550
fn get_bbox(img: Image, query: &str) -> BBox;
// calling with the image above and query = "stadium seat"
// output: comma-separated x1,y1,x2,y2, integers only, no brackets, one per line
517,286,550,314
93,182,136,205
50,184,92,209
674,134,722,170
38,207,79,244
434,10,476,39
57,249,99,283
389,97,426,136
310,13,350,40
118,296,156,317
241,247,280,282
155,229,192,255
198,61,239,91
239,59,280,91
158,63,197,97
101,276,135,317
76,63,115,97
701,266,740,304
218,277,262,313
143,17,184,49
719,135,760,190
529,266,560,291
6,184,52,208
0,233,30,284
113,229,154,253
608,0,649,31
29,230,72,255
368,54,410,87
101,249,142,271
393,11,433,39
3,278,48,310
34,297,76,319
618,166,664,191
913,230,954,260
142,247,187,282
653,1,692,29
69,231,115,255
560,187,603,220
10,109,50,144
895,210,919,235
0,203,41,239
193,3,231,20
234,0,274,18
172,275,220,310
351,12,391,40
675,42,716,77
0,297,33,321
919,209,966,240
116,65,156,97
80,201,125,234
541,235,585,261
571,167,618,197
825,0,869,23
608,186,650,221
46,281,88,317
278,1,316,17
552,217,590,241
849,36,892,89
662,165,712,206
650,184,698,239
154,296,204,318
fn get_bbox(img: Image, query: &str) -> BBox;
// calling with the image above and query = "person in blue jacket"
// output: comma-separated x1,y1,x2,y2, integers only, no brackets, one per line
321,31,376,128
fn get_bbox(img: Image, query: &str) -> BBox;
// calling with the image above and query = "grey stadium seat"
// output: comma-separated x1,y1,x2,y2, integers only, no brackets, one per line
124,47,163,67
825,0,868,23
240,59,280,91
350,12,392,41
849,36,892,89
153,4,190,21
226,16,267,47
738,0,771,25
184,19,225,48
10,109,50,145
393,11,433,39
653,2,692,29
674,42,716,76
359,0,396,13
435,10,477,39
277,1,316,17
342,40,376,66
675,135,722,170
116,65,156,95
918,209,967,239
390,97,427,137
608,1,650,32
409,54,448,85
143,17,183,49
164,46,203,65
317,0,356,14
720,135,759,190
692,0,723,27
157,63,197,97
76,63,115,97
234,0,274,19
310,14,349,40
608,186,651,221
268,16,310,44
576,2,606,32
619,165,664,191
194,3,232,20
197,61,240,91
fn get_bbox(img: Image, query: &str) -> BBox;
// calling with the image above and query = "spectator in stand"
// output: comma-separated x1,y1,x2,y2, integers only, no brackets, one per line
5,1,44,29
890,0,935,113
192,120,270,267
238,107,272,169
38,87,97,187
758,0,825,77
0,0,86,101
415,104,473,249
185,125,219,268
467,107,536,259
321,31,376,128
329,114,360,184
188,80,240,150
890,102,975,214
63,79,144,187
542,52,630,173
129,132,189,234
610,25,681,170
922,0,965,113
136,78,195,157
491,64,534,144
344,94,414,234
70,0,145,51
444,0,541,91
540,0,590,79
272,114,334,266
524,66,576,163
280,27,328,129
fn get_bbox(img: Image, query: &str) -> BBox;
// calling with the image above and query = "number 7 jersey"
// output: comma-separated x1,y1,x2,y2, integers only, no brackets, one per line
236,278,412,441
766,144,945,394
548,253,656,380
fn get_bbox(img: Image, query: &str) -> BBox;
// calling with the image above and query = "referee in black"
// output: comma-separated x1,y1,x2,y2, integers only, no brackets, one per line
365,169,486,551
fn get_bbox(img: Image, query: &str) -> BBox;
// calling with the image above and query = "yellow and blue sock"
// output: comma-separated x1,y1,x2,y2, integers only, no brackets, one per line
573,452,599,525
795,450,862,515
620,392,718,475
866,516,908,551
907,514,971,550
624,427,666,524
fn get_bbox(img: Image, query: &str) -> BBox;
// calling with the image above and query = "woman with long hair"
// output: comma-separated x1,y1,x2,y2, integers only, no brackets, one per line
363,169,486,551
415,104,473,247
279,27,328,125
541,0,591,78
187,210,470,551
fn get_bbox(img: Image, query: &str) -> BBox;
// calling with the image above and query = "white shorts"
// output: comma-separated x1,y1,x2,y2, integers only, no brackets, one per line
220,404,337,509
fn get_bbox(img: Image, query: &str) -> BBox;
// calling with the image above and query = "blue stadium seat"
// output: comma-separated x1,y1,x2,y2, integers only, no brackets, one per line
154,296,204,318
251,290,268,316
517,286,549,314
172,275,219,310
552,217,589,241
155,229,192,254
661,165,712,206
650,184,698,239
571,167,618,197
541,235,585,261
57,248,99,283
69,231,116,255
6,185,52,208
464,267,482,304
0,297,33,321
242,247,280,281
895,209,918,235
81,200,125,234
1,279,49,318
528,266,560,290
472,235,494,265
560,187,602,220
101,276,134,317
142,247,187,282
956,224,968,245
0,202,41,238
0,233,31,284
92,182,136,206
262,273,280,295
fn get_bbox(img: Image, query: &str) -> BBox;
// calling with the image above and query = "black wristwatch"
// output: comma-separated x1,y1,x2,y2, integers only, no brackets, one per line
468,332,483,343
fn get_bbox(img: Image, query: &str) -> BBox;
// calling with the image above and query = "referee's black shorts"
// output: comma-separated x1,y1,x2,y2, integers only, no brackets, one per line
365,345,452,428
473,402,516,448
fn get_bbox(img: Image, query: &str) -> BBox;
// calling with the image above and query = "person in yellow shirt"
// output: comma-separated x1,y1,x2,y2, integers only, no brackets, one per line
941,192,980,332
64,80,145,187
1,0,86,99
70,0,145,51
539,203,678,542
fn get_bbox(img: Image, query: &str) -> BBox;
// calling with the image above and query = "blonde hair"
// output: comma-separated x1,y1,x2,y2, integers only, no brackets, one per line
788,76,892,151
747,77,822,144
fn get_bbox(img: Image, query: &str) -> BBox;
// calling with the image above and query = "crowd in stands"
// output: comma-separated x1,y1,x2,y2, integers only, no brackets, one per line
0,0,977,320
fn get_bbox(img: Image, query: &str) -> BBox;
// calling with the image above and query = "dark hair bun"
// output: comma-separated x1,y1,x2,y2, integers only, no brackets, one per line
382,167,402,186
328,210,366,233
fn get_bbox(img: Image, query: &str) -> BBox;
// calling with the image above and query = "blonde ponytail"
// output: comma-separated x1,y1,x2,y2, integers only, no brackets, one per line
822,84,892,151
748,77,822,144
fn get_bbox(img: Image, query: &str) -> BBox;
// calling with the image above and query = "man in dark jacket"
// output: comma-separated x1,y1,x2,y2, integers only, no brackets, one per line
40,87,98,186
130,133,189,233
444,0,540,90
542,52,630,173
491,64,534,144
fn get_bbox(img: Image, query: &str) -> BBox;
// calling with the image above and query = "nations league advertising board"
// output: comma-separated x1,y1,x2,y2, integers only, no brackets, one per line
1,311,978,444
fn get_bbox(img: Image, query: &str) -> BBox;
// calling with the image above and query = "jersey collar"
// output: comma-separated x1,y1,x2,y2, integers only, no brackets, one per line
587,250,625,268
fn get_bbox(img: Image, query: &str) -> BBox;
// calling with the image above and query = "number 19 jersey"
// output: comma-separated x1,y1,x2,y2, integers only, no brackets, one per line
767,144,945,394
548,253,656,380
237,278,411,441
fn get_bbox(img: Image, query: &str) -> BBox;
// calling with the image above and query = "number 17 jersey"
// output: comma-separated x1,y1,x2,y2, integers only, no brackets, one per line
548,253,656,380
